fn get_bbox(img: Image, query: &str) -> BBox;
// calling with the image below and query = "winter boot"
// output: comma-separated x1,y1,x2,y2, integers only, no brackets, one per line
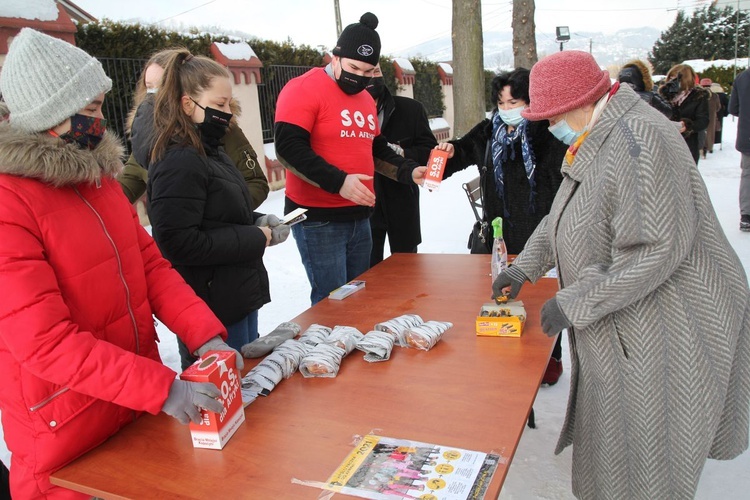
741,214,750,232
542,357,563,386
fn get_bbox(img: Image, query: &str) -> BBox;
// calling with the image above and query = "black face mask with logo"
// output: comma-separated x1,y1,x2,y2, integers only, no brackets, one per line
366,77,386,100
191,98,233,145
336,67,372,95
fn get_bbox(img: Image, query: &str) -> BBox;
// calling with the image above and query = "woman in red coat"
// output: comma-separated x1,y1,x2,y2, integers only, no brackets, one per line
0,29,242,499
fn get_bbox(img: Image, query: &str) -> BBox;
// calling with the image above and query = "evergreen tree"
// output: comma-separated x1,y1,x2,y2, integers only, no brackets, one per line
650,6,750,74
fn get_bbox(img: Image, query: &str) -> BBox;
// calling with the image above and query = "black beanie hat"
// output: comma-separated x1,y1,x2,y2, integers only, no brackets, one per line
332,12,381,66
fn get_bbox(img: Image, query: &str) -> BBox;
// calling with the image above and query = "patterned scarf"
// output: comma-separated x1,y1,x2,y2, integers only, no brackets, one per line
491,113,536,216
565,82,620,166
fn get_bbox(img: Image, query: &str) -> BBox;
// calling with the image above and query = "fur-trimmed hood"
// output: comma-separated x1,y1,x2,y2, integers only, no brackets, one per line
621,59,654,92
0,122,123,187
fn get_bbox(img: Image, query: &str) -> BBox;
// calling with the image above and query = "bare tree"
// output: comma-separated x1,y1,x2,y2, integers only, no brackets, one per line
512,0,537,69
452,0,485,137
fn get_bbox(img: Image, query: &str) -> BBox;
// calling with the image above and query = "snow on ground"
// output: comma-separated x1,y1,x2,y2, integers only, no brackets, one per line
2,118,749,498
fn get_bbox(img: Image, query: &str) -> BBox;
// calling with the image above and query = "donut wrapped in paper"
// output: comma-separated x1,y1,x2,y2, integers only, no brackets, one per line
298,324,332,348
299,343,347,378
373,314,424,340
326,325,365,354
356,330,397,362
403,320,454,350
241,339,307,395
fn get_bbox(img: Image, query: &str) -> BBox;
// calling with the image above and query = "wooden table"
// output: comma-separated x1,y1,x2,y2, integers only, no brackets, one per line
51,254,558,499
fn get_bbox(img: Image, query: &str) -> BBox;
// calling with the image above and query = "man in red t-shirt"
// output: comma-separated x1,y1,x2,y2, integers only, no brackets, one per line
275,12,426,304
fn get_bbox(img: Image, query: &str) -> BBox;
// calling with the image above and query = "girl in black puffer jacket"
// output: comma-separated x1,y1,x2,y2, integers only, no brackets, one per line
147,49,288,370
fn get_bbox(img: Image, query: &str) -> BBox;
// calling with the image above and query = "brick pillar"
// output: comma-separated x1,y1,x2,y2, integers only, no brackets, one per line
393,58,415,99
210,42,270,183
437,63,454,138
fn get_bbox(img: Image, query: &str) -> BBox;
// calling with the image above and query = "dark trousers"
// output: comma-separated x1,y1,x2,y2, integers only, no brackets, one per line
370,225,417,267
1,461,10,499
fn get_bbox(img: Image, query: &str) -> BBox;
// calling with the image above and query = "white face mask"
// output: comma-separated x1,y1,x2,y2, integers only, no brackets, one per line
146,87,159,94
497,106,526,127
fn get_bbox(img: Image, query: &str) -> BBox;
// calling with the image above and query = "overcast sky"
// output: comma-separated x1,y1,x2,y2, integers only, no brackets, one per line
71,0,723,56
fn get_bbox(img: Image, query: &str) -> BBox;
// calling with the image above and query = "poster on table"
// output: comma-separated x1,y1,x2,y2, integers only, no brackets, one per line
320,434,499,500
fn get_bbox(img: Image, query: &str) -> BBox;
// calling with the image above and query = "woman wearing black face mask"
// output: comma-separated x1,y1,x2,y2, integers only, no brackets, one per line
149,49,290,371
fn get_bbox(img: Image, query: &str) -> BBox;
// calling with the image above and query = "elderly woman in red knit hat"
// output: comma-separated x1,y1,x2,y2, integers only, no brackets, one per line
492,50,750,499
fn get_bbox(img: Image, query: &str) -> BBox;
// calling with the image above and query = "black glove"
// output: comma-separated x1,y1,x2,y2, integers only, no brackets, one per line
161,379,224,425
491,266,528,300
540,298,572,337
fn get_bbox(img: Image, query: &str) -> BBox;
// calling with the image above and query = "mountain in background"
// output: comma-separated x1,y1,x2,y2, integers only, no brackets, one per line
393,27,662,70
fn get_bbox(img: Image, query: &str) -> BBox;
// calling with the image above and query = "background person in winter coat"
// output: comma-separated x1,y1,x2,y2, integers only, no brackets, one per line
728,67,750,231
118,50,269,208
699,78,721,158
435,68,568,386
147,49,288,371
660,63,710,164
494,50,750,500
0,29,242,499
616,59,673,118
366,63,437,266
712,81,729,146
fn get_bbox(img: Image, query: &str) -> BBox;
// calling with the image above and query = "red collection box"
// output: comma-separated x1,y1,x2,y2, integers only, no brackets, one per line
424,148,449,191
179,350,245,449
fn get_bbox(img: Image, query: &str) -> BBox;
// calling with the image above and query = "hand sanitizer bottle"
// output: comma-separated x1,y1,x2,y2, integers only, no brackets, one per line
490,217,508,283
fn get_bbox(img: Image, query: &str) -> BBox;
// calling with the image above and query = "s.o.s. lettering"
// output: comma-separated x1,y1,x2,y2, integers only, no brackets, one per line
428,156,445,179
340,109,376,139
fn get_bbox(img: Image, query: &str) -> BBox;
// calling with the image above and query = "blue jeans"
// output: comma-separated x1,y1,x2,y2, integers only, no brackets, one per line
292,218,372,304
177,310,258,371
225,310,259,352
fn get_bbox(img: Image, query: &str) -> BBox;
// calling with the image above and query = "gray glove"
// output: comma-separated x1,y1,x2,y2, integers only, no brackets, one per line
270,224,290,246
161,379,224,425
255,214,281,228
540,297,572,337
491,266,528,300
194,335,245,371
387,142,404,156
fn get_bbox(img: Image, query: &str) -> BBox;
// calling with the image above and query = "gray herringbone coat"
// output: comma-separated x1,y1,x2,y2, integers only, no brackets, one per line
513,85,750,500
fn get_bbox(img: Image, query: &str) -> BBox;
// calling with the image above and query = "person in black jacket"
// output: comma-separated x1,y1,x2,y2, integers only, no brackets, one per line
435,68,568,385
729,68,750,231
366,64,437,266
660,64,710,164
617,59,673,119
147,49,289,370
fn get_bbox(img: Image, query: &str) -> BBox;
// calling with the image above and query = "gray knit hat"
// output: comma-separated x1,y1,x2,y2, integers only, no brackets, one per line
0,28,112,133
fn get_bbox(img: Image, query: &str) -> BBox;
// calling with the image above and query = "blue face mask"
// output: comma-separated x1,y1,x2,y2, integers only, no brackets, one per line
548,117,585,145
497,106,526,127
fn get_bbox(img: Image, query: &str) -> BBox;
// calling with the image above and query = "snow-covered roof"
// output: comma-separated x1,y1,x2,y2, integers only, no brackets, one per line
682,58,749,72
394,58,415,72
0,0,58,21
429,117,449,131
214,42,257,61
438,63,453,75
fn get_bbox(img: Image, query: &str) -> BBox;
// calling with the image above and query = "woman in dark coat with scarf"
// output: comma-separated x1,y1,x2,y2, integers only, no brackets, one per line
436,68,568,385
659,63,710,164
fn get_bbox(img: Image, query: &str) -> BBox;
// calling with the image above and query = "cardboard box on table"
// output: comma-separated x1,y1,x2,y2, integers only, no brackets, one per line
476,301,527,337
180,350,245,449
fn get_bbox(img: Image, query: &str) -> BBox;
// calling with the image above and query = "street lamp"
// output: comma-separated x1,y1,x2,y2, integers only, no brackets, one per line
556,26,570,52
